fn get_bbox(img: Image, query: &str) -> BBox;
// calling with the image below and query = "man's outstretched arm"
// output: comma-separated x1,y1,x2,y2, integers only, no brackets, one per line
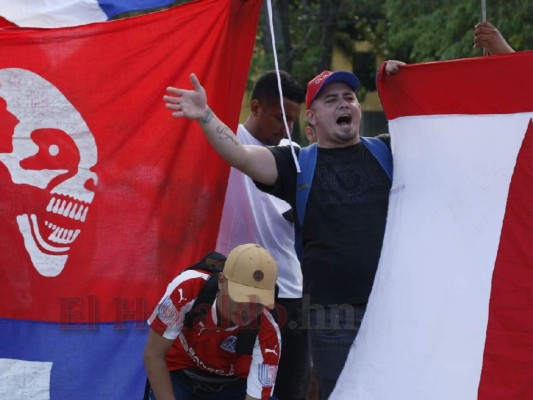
164,73,278,186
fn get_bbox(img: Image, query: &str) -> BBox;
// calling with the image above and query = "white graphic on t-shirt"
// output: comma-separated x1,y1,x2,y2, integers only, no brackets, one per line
264,346,278,356
258,363,278,387
158,296,179,327
0,68,98,277
220,335,237,353
177,288,188,303
197,321,206,336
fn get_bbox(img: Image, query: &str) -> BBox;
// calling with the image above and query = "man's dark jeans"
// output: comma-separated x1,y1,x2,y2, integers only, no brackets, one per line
308,304,366,400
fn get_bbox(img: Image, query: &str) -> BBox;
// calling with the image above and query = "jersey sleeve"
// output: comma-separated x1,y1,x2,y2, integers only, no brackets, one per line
246,310,282,400
147,270,209,340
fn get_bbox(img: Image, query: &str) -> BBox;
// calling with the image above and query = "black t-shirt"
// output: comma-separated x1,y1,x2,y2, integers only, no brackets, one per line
256,136,391,307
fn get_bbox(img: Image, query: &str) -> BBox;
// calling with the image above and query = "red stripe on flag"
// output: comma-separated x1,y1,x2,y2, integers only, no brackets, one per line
478,120,533,399
377,51,533,120
0,16,18,28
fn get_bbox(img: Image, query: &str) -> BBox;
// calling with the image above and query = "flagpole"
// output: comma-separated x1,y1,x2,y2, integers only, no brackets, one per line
481,0,488,56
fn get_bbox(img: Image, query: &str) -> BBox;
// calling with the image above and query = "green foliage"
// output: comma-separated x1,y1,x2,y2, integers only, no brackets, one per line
251,0,387,88
385,0,533,62
253,0,532,80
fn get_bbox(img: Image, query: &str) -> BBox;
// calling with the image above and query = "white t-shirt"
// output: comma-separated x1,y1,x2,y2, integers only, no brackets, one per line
216,125,303,298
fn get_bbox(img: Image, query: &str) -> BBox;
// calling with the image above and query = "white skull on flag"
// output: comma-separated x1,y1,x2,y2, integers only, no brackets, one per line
0,68,98,277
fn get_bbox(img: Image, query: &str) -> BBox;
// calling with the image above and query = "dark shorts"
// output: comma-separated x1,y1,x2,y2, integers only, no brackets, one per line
149,369,246,400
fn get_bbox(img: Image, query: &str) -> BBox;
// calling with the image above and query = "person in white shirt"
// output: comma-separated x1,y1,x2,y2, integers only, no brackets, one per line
215,70,309,400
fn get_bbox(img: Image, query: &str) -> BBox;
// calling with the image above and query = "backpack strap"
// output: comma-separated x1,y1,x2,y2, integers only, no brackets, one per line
182,251,226,327
186,251,226,273
235,324,260,356
295,143,318,228
360,137,393,180
294,144,318,260
183,268,223,328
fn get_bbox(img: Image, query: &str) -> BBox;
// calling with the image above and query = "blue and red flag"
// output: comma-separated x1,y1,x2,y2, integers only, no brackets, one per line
0,0,262,398
0,0,179,27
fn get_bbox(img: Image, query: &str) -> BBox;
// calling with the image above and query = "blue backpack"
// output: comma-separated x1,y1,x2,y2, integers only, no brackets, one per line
294,137,393,259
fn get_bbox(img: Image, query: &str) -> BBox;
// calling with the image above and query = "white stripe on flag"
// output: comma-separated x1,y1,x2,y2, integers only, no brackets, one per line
0,0,107,27
333,112,533,400
0,358,53,400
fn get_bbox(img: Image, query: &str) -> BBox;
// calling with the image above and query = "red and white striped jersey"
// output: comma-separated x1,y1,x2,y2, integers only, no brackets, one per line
148,269,281,399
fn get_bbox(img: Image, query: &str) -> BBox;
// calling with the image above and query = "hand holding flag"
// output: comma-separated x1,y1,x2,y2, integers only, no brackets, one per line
384,60,406,75
474,21,515,55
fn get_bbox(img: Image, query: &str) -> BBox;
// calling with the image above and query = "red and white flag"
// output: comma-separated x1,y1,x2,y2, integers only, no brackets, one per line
334,52,533,399
0,0,261,398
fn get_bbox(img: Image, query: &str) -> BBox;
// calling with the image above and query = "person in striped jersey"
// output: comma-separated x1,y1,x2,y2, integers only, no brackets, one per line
144,244,281,400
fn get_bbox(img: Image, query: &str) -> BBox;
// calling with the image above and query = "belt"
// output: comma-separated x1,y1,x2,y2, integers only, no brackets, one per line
171,369,246,395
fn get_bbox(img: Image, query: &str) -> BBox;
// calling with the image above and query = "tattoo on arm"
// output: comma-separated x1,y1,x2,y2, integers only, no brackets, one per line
215,125,239,145
200,107,239,146
201,108,214,125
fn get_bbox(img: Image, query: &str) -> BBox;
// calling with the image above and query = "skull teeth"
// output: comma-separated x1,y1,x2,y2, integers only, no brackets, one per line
44,196,88,245
45,221,81,244
69,204,78,219
46,196,90,220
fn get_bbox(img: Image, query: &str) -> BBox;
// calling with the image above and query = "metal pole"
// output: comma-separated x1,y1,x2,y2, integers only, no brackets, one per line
481,0,488,55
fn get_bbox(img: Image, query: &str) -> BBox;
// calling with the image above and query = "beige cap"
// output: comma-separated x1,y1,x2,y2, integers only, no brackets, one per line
224,244,278,307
